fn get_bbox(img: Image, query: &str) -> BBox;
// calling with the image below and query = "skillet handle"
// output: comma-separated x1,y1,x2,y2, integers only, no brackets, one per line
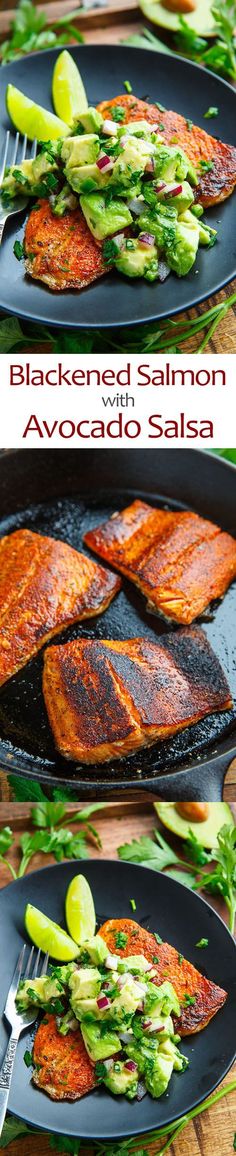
141,751,234,802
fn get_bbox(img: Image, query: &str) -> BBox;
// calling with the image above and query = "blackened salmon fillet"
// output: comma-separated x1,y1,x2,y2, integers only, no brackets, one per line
84,500,236,626
24,200,106,290
97,93,236,207
33,1014,96,1100
99,919,227,1036
42,630,232,763
0,528,121,685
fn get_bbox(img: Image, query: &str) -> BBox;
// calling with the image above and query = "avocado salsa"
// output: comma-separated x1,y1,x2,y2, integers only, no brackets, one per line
2,104,217,283
17,934,188,1101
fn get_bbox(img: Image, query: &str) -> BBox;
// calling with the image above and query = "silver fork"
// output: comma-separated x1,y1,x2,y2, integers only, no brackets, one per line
0,132,37,245
0,943,48,1136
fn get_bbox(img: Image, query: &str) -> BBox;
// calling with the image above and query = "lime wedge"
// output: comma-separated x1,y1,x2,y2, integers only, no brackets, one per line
25,903,79,961
52,51,88,126
6,84,70,142
65,874,96,945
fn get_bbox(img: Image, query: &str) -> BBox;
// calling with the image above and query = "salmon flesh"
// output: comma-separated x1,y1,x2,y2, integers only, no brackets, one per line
97,93,236,207
99,918,227,1036
42,630,232,763
84,500,236,626
24,199,106,290
0,528,121,685
33,1014,96,1100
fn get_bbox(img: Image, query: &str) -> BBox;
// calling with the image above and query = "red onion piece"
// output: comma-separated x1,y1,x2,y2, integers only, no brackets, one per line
158,260,171,282
154,182,166,194
138,233,155,248
117,974,129,990
106,952,119,968
137,1080,147,1101
142,1019,152,1030
97,995,110,1010
165,183,182,197
102,119,118,136
127,198,143,216
125,1060,137,1072
97,154,114,172
145,158,155,174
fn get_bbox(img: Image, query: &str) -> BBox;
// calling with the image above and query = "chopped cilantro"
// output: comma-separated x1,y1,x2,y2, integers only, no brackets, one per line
111,106,126,123
154,932,163,945
124,80,132,94
186,119,193,132
12,168,29,186
204,107,219,118
184,993,196,1006
13,239,24,261
199,160,214,173
95,1061,107,1083
130,898,136,912
178,953,184,965
155,102,166,112
23,1050,33,1068
152,955,159,964
114,931,128,949
195,938,209,948
102,238,119,266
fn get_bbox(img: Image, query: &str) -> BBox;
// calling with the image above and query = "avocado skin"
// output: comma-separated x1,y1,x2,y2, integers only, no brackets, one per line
155,802,233,848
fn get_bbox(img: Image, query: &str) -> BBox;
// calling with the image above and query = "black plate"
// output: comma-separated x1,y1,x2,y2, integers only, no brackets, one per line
0,859,235,1139
0,46,236,328
0,448,235,800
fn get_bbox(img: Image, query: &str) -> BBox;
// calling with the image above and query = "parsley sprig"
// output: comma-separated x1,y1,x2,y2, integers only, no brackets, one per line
0,793,104,879
0,0,83,65
118,823,236,934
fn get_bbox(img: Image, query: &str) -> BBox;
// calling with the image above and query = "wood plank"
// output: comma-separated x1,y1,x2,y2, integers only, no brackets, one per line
0,801,235,1155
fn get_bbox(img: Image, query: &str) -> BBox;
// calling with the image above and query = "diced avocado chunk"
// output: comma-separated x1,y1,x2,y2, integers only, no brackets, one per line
52,182,77,216
81,1021,121,1062
78,107,103,134
138,205,177,250
69,966,101,1003
32,153,58,183
144,980,180,1018
66,163,108,195
82,936,108,965
80,192,132,240
159,1038,188,1072
115,239,158,282
104,1061,138,1099
118,120,159,140
163,180,194,212
198,219,217,246
166,213,200,276
61,134,100,168
111,139,154,190
154,144,197,186
2,159,35,197
146,1054,174,1098
16,974,62,1010
118,954,152,974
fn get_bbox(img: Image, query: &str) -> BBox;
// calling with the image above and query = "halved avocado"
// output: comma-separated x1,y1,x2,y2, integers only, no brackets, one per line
154,802,233,848
139,0,215,36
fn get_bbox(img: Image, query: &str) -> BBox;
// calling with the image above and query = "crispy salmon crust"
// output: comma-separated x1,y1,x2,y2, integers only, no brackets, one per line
0,528,121,686
84,500,236,626
42,630,232,763
33,1014,96,1100
99,919,227,1036
24,200,106,290
97,93,236,206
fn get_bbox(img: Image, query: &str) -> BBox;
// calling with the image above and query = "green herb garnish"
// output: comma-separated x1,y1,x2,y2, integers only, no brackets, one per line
130,898,136,912
13,239,25,261
114,931,128,949
204,107,219,118
195,938,209,948
124,80,132,93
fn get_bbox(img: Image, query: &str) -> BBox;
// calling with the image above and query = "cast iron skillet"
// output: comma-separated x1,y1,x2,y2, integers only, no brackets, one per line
0,859,235,1139
0,448,235,800
0,46,236,328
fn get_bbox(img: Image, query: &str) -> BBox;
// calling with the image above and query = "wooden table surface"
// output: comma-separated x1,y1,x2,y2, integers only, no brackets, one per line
0,800,235,1156
0,0,235,352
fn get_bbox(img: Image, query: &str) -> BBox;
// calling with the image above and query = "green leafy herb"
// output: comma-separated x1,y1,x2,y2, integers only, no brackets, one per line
183,830,211,867
130,898,136,912
13,239,24,261
183,993,196,1006
23,1050,33,1068
195,938,209,948
203,107,219,118
199,160,214,173
195,825,236,934
0,827,16,879
186,118,193,131
111,106,126,123
178,953,184,965
0,0,83,65
154,933,163,945
124,80,132,93
102,238,120,267
174,2,236,82
233,1134,236,1151
114,931,128,949
0,801,103,880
